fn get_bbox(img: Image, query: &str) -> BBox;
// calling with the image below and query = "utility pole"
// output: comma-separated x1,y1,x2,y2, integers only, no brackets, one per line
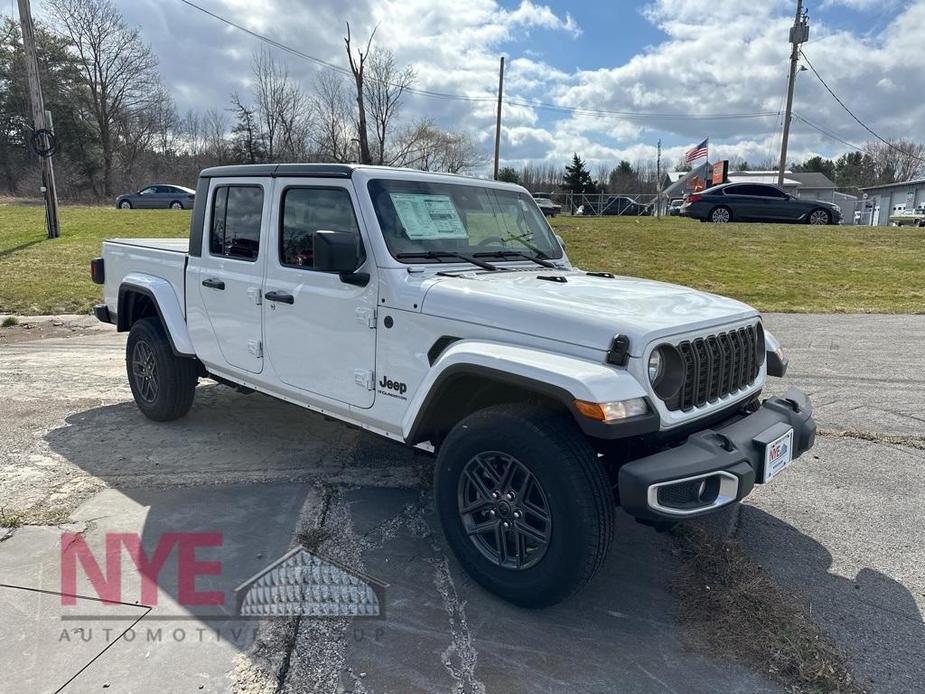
656,138,662,219
17,0,60,238
778,0,809,186
493,56,505,180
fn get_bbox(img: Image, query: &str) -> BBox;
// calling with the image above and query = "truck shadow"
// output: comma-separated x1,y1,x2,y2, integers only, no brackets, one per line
41,388,925,692
730,504,925,694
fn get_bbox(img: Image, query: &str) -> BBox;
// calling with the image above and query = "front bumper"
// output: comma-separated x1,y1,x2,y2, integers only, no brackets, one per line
618,387,815,521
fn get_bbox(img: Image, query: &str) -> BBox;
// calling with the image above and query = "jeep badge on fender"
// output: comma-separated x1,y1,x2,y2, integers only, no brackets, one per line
378,375,407,398
94,163,816,608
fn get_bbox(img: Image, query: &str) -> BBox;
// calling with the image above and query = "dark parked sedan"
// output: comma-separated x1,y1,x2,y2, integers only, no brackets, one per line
680,183,841,224
116,184,196,210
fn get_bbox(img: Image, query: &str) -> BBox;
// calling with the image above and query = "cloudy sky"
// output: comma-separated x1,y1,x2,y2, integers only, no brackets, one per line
25,0,925,170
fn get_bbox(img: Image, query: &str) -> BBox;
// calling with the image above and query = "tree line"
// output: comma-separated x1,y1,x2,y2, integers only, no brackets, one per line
499,140,925,199
0,0,483,201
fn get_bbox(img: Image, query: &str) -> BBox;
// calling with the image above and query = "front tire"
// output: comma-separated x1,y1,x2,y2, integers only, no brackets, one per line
126,317,198,421
709,206,732,223
808,208,831,225
434,404,614,607
119,200,132,209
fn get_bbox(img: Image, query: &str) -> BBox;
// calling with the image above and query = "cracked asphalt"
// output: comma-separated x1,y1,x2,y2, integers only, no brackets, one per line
0,313,922,693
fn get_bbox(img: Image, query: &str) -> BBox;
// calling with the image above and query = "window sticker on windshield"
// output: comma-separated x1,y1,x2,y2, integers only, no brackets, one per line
389,193,468,240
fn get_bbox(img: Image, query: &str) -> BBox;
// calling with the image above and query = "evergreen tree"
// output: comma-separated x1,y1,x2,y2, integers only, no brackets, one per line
563,153,595,194
496,166,520,184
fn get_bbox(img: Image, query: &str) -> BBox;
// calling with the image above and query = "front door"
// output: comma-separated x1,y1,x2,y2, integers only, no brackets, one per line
262,181,377,408
196,179,269,374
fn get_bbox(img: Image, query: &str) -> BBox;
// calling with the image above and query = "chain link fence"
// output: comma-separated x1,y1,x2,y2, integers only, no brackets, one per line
540,192,661,217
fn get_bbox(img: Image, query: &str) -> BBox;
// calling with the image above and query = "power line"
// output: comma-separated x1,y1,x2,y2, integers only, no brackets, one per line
177,0,780,124
800,48,925,163
791,112,863,151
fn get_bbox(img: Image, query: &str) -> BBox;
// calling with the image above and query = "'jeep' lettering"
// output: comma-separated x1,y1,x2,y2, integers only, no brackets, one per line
378,376,407,396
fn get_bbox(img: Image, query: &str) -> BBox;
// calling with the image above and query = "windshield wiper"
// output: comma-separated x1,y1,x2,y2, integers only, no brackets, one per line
473,250,556,268
395,250,498,271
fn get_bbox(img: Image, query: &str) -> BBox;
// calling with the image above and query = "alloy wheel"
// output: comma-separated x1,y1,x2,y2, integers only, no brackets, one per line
131,340,159,403
457,451,552,570
711,207,730,223
809,209,830,225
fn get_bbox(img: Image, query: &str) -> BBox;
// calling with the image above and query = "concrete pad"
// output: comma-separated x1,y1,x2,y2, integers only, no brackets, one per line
326,488,780,694
738,436,925,694
0,483,319,692
763,314,925,437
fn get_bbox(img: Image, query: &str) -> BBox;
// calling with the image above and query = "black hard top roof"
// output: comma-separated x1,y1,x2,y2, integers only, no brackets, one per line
199,163,355,179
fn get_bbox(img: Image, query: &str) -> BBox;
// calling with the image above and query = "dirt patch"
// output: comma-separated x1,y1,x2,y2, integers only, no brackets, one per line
0,314,109,344
672,524,863,694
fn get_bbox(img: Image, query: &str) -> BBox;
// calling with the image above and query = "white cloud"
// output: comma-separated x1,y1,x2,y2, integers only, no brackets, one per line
37,0,925,172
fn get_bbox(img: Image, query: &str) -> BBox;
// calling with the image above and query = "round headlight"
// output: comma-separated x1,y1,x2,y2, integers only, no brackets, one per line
648,349,663,383
649,344,684,400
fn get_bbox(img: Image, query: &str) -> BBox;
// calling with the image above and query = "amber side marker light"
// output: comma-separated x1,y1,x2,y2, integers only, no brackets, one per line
574,398,649,422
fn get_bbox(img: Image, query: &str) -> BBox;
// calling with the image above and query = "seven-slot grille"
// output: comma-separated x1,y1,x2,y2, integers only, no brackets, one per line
663,324,762,412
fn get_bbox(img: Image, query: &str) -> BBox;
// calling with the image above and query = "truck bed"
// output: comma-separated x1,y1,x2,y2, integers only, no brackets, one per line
101,238,189,320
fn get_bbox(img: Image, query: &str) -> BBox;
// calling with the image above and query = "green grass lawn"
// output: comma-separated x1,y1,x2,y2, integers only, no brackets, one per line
0,204,922,314
0,205,190,314
551,215,925,314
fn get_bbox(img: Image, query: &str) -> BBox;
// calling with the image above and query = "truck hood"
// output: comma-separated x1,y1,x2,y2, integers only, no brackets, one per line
421,270,757,354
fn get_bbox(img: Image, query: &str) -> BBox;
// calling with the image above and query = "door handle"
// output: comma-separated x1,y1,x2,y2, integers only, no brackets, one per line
202,278,225,290
264,290,294,304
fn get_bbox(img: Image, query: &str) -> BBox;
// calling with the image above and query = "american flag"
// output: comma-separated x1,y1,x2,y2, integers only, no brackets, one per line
684,138,709,163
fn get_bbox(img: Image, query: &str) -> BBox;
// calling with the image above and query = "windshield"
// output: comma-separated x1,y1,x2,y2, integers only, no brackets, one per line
368,178,564,263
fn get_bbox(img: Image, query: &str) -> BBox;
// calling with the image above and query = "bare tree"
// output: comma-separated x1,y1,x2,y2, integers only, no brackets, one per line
395,120,484,174
344,22,375,165
203,108,229,164
310,71,354,163
364,48,415,165
149,82,178,156
863,139,925,184
47,0,159,196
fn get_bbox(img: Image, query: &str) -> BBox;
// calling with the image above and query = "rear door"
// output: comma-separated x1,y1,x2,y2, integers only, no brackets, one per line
725,185,765,221
262,180,378,408
195,178,269,374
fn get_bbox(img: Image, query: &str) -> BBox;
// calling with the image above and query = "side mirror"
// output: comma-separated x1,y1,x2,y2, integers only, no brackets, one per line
313,230,368,286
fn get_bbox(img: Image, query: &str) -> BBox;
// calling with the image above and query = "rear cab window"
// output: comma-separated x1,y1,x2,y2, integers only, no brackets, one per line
209,185,264,262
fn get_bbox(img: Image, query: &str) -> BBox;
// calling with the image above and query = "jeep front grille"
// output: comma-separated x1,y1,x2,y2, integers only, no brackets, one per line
663,324,762,411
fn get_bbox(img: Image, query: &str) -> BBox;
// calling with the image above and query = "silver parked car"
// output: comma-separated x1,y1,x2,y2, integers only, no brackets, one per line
115,184,196,210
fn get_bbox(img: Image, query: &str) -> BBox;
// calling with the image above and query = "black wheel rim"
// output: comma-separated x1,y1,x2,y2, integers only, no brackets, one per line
457,452,552,570
131,340,159,403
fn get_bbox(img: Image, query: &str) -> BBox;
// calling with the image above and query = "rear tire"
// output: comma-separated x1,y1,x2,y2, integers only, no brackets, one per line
709,206,732,223
434,403,614,607
169,201,183,210
126,317,198,421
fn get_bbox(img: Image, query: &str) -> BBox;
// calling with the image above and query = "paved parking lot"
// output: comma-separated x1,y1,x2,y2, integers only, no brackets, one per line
0,313,922,693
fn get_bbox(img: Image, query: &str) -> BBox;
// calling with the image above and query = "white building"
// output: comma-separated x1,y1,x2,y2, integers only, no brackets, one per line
859,178,925,226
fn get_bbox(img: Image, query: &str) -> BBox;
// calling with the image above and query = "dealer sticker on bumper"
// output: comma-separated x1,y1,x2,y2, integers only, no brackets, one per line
762,428,794,483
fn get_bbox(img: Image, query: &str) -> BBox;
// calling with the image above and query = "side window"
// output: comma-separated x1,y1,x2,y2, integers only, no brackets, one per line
764,187,788,199
139,187,156,195
279,187,362,269
209,185,264,261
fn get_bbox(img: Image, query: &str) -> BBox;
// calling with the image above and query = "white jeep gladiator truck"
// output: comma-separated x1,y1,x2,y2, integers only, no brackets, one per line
92,163,816,607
